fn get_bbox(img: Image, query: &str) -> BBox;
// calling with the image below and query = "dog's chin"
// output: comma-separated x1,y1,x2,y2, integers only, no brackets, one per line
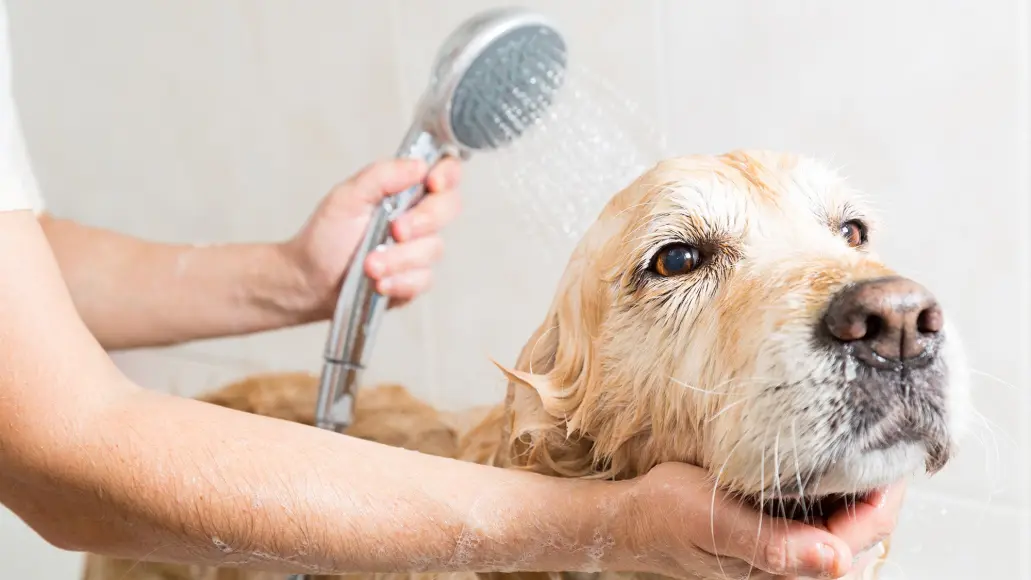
742,441,934,524
812,440,933,494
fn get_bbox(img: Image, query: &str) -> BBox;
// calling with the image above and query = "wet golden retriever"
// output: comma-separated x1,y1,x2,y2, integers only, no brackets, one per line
82,150,971,580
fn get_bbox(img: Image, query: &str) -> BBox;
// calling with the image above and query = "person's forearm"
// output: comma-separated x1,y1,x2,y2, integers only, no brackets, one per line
2,212,624,574
2,384,627,574
39,214,319,350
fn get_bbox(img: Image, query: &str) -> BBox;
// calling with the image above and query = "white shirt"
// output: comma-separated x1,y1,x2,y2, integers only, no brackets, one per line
0,0,44,214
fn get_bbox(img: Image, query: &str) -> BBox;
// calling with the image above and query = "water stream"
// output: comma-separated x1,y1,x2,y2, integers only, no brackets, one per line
478,63,670,263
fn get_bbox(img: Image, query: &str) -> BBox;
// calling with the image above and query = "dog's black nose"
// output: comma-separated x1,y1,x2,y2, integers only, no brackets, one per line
823,276,943,367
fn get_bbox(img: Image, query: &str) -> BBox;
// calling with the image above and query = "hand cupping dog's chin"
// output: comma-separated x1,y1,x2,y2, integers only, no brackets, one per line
500,150,971,579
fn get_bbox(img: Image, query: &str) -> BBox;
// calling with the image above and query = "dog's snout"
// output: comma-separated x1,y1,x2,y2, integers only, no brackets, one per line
823,276,943,367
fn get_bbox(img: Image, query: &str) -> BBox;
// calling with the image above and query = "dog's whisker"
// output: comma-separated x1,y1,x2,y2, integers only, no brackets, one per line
773,433,787,523
752,440,769,580
967,407,1004,507
705,396,759,424
667,374,783,396
789,420,808,523
666,376,729,396
968,367,1019,392
710,439,745,580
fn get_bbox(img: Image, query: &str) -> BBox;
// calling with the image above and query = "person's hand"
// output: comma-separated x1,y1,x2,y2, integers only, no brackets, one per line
611,463,905,579
284,157,462,316
810,481,906,579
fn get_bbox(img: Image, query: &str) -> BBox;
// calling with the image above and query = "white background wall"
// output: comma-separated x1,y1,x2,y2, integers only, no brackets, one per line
1,1,1028,578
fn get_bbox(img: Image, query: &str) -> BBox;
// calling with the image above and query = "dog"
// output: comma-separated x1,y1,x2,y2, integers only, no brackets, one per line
81,150,971,580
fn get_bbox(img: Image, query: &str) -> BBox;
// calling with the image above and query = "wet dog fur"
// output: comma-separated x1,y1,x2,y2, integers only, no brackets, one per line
81,150,971,580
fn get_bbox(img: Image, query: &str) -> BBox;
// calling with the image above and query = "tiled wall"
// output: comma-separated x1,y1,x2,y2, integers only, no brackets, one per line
2,1,1028,578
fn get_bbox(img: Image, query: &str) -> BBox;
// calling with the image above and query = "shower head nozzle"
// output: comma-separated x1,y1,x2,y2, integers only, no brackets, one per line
416,7,568,153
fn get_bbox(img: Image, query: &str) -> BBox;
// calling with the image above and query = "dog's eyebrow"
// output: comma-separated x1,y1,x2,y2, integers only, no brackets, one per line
816,199,875,235
782,158,881,233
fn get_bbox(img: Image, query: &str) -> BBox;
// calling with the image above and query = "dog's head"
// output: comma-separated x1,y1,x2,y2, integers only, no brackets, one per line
496,150,971,514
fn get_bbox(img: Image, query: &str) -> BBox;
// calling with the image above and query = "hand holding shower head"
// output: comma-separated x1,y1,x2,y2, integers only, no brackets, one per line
315,7,568,433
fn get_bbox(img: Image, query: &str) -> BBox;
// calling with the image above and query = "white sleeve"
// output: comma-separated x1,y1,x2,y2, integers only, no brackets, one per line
0,0,44,214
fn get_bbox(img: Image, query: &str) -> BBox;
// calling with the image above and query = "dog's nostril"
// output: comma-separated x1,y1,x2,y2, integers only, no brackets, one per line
863,315,883,341
917,304,944,334
823,276,943,366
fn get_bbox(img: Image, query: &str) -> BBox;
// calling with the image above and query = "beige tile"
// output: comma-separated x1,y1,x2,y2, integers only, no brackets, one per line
8,0,236,242
11,0,405,244
880,490,1027,578
662,0,1029,505
211,0,408,244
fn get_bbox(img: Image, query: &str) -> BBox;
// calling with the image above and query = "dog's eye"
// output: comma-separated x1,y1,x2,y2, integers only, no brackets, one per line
650,243,701,277
840,220,867,248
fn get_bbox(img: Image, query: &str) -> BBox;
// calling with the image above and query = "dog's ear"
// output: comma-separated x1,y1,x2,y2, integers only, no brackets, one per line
491,266,609,476
490,314,568,448
497,273,604,431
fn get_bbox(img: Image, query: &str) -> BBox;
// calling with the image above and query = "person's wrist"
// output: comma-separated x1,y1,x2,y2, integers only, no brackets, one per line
256,241,333,324
552,477,642,573
595,476,671,575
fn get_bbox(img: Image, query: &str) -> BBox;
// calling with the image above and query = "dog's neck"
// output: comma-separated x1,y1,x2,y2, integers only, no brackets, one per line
483,363,700,483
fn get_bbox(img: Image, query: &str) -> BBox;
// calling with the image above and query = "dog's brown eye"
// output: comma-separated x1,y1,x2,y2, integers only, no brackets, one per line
651,243,701,277
840,220,867,248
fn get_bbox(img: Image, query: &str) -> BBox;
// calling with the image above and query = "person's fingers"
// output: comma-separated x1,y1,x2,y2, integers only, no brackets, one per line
427,157,462,192
347,158,429,204
364,237,444,280
825,481,907,559
376,268,433,299
699,495,854,578
391,188,462,241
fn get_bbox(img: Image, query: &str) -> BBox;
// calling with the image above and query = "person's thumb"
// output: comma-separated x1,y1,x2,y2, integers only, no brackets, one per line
700,492,854,578
348,158,430,206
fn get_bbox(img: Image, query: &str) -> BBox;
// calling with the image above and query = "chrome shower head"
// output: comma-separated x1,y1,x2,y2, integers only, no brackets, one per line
411,7,568,153
314,7,568,439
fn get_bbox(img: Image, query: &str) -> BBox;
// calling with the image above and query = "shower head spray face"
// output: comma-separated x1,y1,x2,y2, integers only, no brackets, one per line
416,7,568,153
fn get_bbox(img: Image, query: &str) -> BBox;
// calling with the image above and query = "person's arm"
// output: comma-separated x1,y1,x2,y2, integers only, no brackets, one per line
38,214,318,349
1,211,880,579
39,158,462,351
4,208,595,574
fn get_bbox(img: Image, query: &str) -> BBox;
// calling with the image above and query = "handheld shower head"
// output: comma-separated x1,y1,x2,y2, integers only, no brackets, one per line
418,7,567,152
314,7,568,434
